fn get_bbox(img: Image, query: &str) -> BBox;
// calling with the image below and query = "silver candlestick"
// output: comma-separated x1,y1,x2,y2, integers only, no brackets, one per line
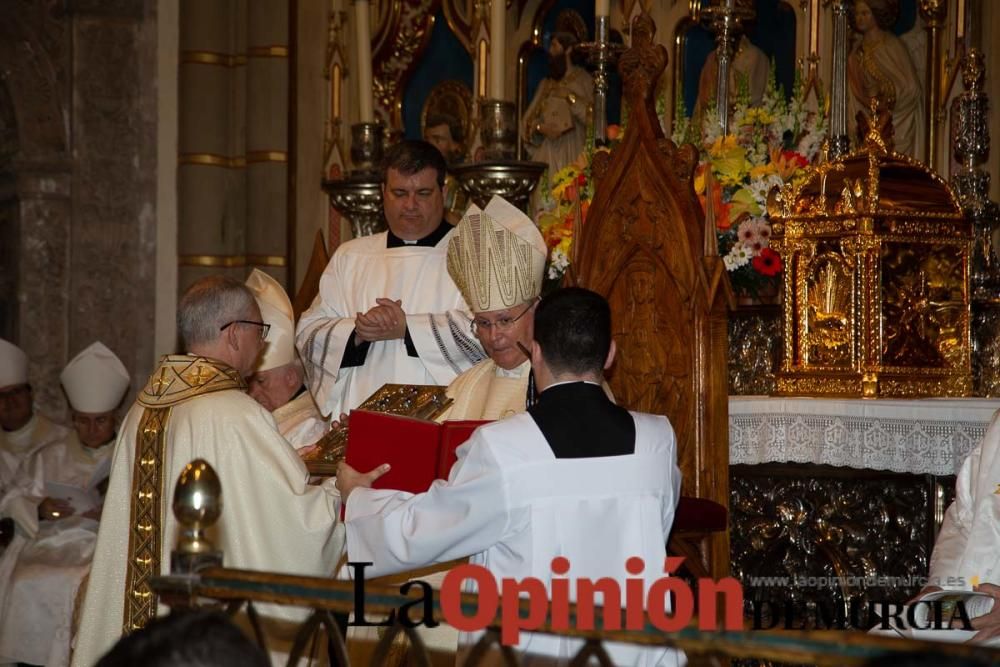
827,0,851,158
951,49,1000,396
699,0,754,137
578,16,625,146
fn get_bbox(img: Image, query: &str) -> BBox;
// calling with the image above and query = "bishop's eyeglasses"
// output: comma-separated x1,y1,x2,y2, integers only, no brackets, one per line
470,299,537,334
220,320,271,341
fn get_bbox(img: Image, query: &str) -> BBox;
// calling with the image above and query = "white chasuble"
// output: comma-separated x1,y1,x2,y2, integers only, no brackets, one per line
274,390,328,449
0,434,113,667
438,360,531,421
344,412,683,667
296,230,484,420
71,356,345,667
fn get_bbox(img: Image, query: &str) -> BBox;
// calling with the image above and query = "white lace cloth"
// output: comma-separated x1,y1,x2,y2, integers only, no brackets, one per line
729,397,1000,475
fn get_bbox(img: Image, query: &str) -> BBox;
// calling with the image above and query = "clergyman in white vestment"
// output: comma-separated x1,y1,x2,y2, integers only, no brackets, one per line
245,268,327,448
434,196,547,422
922,409,1000,643
72,277,345,667
337,288,685,666
0,341,129,666
296,141,484,420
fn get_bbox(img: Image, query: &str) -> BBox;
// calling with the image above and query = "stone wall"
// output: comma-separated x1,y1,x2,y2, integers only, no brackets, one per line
1,0,158,419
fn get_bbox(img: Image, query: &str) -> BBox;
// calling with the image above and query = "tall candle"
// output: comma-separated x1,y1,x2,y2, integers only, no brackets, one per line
596,0,610,17
489,0,506,99
354,0,374,122
956,0,966,44
809,0,819,56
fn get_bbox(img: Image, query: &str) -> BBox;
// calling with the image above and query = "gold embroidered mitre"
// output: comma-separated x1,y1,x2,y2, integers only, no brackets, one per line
447,195,547,313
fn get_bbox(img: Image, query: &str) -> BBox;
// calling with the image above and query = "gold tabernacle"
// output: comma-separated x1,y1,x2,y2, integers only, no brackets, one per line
768,103,972,398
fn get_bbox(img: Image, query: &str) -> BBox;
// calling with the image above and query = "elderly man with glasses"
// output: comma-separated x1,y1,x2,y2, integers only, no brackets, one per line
73,276,345,667
434,196,547,421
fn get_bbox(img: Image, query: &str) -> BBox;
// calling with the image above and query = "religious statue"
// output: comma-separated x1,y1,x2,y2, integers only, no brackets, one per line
421,80,473,224
522,30,594,177
846,0,925,159
693,35,769,127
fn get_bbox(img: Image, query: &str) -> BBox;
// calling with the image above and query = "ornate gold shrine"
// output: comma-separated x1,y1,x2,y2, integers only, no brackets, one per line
768,114,972,398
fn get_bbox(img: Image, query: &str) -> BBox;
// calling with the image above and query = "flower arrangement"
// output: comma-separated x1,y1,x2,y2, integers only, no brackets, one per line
673,71,827,300
535,124,623,285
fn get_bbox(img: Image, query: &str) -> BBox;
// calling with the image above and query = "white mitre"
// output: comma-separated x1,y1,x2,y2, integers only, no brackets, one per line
61,342,130,413
0,338,29,388
447,195,547,312
245,268,296,372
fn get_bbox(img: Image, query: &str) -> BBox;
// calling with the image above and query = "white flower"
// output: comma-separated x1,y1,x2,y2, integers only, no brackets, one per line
724,243,751,272
747,174,785,209
548,248,570,280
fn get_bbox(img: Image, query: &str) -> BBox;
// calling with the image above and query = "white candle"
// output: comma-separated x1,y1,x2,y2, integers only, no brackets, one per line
809,0,819,56
956,0,966,44
595,0,610,17
489,0,506,99
354,0,374,122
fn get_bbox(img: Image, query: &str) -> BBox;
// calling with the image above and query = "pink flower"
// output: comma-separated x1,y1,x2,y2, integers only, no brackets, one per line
738,218,760,245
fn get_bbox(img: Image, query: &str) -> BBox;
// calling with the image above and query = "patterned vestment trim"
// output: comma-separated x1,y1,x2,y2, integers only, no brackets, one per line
430,314,462,375
121,405,171,635
447,312,486,365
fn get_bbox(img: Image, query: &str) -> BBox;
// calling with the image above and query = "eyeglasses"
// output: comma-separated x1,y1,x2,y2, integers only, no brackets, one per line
470,300,536,334
220,320,271,341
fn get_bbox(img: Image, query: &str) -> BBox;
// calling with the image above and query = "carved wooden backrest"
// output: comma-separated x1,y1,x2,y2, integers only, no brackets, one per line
573,13,732,574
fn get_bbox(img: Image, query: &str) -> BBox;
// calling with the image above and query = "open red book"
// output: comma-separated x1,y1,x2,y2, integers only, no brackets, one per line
345,410,491,495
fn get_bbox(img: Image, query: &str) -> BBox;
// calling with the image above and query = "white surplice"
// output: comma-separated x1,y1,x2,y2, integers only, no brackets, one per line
71,362,345,667
296,229,485,420
344,412,683,666
1,413,69,498
274,390,328,448
0,433,113,667
929,409,1000,590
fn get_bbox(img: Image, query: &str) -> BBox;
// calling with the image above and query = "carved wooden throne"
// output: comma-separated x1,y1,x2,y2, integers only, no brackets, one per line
572,12,734,580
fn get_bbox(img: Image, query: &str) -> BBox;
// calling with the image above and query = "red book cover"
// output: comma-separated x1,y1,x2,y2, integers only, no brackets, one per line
437,420,489,478
344,411,491,493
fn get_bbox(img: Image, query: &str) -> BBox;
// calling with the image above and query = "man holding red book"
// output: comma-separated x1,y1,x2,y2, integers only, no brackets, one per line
337,287,683,666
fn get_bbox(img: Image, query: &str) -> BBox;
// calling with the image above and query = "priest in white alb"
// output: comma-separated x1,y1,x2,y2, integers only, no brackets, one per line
72,277,345,667
245,268,327,448
436,196,546,422
296,141,484,420
0,341,129,667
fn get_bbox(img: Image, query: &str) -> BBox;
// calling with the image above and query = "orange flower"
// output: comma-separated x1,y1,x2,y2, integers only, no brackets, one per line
606,124,622,141
769,147,809,181
698,174,732,231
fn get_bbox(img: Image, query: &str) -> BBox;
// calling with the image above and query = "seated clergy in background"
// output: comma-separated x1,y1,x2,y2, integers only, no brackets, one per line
0,342,129,667
72,277,345,667
923,409,1000,643
436,195,546,421
296,140,484,421
245,269,327,449
336,288,684,666
0,338,71,502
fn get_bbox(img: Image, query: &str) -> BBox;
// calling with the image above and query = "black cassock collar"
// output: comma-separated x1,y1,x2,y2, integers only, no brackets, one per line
386,220,451,248
527,382,636,459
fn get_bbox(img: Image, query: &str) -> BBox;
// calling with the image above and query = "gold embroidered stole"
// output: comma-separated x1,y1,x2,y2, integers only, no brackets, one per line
121,355,245,634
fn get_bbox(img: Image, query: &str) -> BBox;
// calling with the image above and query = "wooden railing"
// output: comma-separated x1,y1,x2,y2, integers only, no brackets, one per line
151,567,1000,667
